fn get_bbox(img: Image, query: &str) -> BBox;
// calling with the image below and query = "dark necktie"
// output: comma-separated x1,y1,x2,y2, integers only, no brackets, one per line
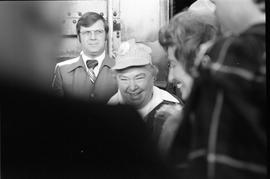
86,60,98,69
86,60,98,83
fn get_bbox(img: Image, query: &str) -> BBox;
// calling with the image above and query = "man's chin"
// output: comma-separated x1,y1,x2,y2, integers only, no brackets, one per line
86,50,102,57
126,99,142,107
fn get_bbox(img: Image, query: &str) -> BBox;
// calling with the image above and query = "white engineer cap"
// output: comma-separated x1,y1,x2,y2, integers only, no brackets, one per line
112,39,152,70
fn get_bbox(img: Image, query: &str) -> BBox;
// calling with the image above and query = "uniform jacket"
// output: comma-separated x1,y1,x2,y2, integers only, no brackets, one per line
52,53,117,103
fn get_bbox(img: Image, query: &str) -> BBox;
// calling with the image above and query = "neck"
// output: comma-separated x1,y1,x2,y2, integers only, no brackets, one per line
136,91,154,110
83,50,105,59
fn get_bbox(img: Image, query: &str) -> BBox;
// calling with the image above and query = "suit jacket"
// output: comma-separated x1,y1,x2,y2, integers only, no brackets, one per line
52,53,117,103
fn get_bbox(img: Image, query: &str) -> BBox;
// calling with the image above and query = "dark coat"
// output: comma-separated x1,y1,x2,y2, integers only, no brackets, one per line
170,24,266,179
0,81,176,179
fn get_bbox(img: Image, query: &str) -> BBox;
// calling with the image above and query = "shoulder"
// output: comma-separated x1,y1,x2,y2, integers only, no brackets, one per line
209,26,265,59
54,56,82,74
107,92,121,105
102,54,115,68
56,56,80,68
154,86,180,104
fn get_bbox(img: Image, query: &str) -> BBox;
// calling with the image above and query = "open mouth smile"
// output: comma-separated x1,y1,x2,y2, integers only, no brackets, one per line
128,91,142,97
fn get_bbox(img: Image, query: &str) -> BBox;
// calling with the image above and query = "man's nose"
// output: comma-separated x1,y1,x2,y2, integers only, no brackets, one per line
128,80,138,91
90,31,96,40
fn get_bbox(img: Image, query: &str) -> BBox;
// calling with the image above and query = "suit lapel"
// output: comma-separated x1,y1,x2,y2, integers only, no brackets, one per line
98,54,115,74
93,55,117,102
70,56,93,98
66,55,87,73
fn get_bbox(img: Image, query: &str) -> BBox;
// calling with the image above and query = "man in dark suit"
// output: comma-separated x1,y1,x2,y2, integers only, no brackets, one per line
52,12,117,102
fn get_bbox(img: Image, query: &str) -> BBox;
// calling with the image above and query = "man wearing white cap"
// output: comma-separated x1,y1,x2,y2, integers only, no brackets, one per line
108,39,183,143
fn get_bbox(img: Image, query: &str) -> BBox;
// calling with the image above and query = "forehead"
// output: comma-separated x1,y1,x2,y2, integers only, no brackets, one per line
118,66,151,77
80,20,105,31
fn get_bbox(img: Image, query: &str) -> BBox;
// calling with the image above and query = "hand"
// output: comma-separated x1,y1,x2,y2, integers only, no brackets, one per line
154,103,182,120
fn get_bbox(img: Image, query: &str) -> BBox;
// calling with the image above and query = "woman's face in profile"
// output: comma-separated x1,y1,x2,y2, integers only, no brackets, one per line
167,46,193,100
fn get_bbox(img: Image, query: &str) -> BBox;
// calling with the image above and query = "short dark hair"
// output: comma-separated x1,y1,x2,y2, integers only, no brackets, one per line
253,0,265,12
253,0,265,3
159,10,217,74
76,12,109,36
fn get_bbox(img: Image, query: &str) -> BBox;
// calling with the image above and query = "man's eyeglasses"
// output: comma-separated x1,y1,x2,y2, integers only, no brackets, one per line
80,30,105,37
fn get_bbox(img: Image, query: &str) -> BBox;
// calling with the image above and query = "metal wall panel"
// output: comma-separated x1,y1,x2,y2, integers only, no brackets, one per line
58,0,107,59
119,0,169,42
57,0,169,60
60,1,107,35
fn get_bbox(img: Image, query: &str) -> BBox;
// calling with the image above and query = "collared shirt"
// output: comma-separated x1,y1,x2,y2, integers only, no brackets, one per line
81,51,105,77
108,86,180,118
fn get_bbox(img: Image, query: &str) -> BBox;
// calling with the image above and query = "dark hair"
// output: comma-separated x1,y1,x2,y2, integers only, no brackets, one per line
159,10,218,73
253,0,265,3
76,12,109,36
253,0,265,12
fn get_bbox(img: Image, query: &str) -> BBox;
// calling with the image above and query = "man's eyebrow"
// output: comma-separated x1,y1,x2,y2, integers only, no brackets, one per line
135,73,146,77
86,28,105,30
119,74,128,78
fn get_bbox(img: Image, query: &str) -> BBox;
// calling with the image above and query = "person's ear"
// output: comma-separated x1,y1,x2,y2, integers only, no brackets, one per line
105,32,108,41
111,70,118,79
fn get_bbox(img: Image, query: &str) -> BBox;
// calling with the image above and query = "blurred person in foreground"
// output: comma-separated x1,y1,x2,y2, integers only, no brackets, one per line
159,0,266,178
52,12,117,102
0,2,176,178
159,2,218,102
157,3,218,156
0,1,61,91
108,39,183,145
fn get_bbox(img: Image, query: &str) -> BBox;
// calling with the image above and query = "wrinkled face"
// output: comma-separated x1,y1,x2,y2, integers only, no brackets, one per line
116,66,155,109
167,46,193,100
79,20,106,57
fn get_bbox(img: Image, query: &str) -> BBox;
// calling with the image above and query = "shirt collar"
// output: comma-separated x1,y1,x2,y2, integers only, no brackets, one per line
138,87,163,118
110,86,179,118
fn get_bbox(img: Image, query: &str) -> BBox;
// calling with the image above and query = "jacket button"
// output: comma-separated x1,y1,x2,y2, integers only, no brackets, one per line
90,93,95,98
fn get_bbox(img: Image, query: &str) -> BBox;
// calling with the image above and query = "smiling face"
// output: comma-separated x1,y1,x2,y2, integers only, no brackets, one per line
167,46,193,100
79,20,106,57
116,66,155,109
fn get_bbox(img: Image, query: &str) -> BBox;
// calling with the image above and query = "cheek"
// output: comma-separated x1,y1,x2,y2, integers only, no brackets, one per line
143,78,154,91
171,65,186,83
98,35,106,43
119,84,127,91
175,66,184,77
135,80,146,90
173,66,182,79
80,38,88,46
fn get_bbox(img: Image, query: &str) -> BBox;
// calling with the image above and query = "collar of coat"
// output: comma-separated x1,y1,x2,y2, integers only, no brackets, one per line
66,53,115,73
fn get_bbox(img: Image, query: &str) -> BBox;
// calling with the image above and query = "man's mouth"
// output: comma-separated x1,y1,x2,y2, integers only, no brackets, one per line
128,91,142,97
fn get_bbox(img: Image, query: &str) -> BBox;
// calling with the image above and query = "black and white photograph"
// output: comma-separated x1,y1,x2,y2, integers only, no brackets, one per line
0,0,267,178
